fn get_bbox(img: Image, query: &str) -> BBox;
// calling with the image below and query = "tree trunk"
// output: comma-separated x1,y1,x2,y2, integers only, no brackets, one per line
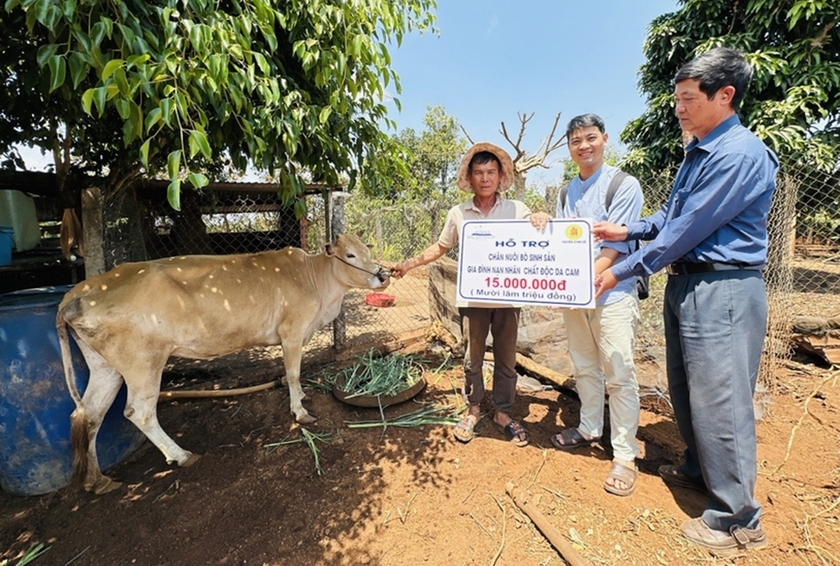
545,183,561,216
513,171,526,201
331,191,347,350
81,187,105,277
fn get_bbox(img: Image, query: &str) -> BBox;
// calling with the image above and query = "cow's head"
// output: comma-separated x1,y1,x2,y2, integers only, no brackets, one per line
326,234,390,289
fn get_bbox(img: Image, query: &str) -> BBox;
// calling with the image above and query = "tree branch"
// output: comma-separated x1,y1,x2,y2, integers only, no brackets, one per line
503,112,566,173
459,124,475,146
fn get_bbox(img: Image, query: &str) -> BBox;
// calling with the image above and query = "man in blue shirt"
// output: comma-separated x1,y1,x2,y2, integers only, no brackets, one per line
549,114,644,498
593,48,778,556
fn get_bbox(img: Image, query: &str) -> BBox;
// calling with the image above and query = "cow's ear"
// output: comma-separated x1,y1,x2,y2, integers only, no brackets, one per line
324,243,335,256
366,243,373,250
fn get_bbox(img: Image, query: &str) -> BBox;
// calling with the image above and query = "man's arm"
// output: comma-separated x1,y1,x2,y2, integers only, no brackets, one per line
594,248,620,275
393,242,450,278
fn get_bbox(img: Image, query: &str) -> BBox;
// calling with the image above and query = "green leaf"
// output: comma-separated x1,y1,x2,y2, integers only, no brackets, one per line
319,106,332,124
126,53,150,68
68,52,87,88
90,21,106,46
160,98,173,126
126,101,142,142
188,172,209,189
62,0,75,20
188,129,211,159
48,55,66,92
115,98,130,119
174,92,188,119
139,138,150,169
167,179,181,211
145,107,162,131
113,67,130,96
255,53,269,75
36,44,58,68
102,58,122,80
167,149,181,180
81,88,94,114
74,29,91,53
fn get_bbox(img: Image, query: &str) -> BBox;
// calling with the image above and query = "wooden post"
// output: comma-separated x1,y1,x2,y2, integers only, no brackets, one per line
81,187,105,277
331,190,347,350
505,482,593,566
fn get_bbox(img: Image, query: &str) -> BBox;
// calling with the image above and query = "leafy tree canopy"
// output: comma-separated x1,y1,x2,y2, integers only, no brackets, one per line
622,0,840,175
384,105,466,200
1,0,436,210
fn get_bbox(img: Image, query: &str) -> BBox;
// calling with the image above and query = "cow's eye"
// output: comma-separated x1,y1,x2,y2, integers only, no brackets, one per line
346,253,355,259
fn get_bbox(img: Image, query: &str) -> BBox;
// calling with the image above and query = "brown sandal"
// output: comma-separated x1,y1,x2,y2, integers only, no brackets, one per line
493,419,529,447
604,461,637,497
453,415,478,443
550,428,594,451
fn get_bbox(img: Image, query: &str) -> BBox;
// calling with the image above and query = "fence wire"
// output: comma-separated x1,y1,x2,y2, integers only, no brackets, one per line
127,161,838,386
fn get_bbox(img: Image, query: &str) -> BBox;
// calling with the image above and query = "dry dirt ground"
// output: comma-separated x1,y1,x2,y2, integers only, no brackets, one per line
1,343,839,566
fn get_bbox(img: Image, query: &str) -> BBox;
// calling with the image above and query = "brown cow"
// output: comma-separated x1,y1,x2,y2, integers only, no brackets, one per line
57,234,389,494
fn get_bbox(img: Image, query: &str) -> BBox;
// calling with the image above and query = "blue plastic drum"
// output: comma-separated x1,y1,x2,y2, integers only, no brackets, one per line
0,286,146,495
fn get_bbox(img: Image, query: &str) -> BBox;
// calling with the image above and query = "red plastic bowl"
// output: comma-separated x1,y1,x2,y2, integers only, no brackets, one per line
365,293,395,308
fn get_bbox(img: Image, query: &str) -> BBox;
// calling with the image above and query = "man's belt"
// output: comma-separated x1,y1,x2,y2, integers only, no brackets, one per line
665,262,762,275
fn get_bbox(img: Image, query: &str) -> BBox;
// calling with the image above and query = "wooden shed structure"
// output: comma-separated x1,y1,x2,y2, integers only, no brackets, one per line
0,171,342,294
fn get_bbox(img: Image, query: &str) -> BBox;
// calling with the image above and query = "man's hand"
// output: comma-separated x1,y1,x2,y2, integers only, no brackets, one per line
391,263,408,278
594,268,618,300
529,212,552,231
592,221,628,242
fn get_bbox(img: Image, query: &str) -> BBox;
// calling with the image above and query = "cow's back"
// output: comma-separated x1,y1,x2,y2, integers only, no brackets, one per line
59,248,324,361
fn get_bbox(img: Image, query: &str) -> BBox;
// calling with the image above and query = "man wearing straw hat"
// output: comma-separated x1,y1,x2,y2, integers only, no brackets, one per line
394,142,550,446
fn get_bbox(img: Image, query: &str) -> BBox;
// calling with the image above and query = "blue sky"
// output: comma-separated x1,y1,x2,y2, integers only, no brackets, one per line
385,0,680,182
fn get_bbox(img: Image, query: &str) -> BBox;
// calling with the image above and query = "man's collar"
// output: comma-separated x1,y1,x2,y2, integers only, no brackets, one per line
466,192,501,211
577,164,608,188
686,114,741,153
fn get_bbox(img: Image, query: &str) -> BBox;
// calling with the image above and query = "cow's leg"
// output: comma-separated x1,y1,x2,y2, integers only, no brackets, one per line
122,367,200,469
74,344,124,494
281,339,315,423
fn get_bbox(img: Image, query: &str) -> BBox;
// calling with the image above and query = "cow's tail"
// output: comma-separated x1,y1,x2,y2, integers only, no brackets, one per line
56,302,83,406
57,301,90,486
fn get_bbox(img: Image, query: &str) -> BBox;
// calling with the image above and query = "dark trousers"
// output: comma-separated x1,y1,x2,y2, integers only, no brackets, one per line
664,270,766,531
459,307,520,414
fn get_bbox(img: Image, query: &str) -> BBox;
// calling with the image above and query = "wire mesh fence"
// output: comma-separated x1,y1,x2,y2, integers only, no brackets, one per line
127,159,838,387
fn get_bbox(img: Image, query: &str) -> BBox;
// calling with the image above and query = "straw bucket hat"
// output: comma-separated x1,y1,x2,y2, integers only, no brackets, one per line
456,142,515,192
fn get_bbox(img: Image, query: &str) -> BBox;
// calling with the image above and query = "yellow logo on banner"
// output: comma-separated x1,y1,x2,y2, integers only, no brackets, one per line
565,224,584,240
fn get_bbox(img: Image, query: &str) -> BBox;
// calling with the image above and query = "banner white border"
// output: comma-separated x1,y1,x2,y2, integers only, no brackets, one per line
456,219,595,308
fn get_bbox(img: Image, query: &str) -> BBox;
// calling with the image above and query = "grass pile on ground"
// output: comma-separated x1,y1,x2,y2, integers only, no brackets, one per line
337,350,423,398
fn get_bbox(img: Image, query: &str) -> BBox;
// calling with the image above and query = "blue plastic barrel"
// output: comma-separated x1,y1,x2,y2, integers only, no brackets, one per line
0,286,146,495
0,226,13,266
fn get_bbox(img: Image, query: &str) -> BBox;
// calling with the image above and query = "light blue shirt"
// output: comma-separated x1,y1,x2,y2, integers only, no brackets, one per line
556,164,644,305
612,115,779,281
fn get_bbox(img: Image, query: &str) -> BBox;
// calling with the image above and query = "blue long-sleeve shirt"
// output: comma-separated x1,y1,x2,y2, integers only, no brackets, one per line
612,115,779,282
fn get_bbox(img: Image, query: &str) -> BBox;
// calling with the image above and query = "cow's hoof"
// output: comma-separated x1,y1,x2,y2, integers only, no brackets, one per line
91,476,122,495
180,452,201,467
296,412,317,425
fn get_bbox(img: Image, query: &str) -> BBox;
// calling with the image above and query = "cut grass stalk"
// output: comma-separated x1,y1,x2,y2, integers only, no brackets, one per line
345,403,464,429
1,543,50,566
263,428,335,476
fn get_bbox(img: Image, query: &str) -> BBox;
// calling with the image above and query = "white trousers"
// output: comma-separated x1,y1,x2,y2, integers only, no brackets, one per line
563,294,640,462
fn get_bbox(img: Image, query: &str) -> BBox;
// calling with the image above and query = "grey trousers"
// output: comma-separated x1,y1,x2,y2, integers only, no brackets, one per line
459,307,520,414
664,270,766,531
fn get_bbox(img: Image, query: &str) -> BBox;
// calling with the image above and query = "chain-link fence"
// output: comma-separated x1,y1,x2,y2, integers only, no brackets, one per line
126,160,838,385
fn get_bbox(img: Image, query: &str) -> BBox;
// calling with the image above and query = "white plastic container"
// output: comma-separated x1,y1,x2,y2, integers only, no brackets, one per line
0,190,40,251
